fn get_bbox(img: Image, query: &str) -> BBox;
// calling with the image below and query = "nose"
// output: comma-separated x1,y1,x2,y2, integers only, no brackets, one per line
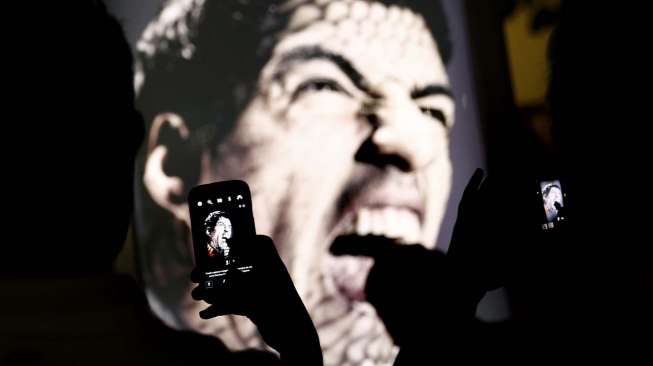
355,85,442,172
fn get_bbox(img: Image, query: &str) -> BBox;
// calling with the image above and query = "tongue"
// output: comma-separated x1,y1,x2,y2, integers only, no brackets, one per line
326,252,375,302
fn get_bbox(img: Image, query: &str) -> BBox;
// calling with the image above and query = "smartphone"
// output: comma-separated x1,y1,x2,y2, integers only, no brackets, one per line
537,179,567,231
188,180,255,287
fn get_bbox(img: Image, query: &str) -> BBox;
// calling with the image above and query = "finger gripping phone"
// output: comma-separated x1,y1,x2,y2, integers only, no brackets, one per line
188,180,256,286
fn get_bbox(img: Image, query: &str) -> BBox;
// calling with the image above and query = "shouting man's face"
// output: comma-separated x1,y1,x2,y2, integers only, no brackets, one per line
140,1,453,364
211,218,232,251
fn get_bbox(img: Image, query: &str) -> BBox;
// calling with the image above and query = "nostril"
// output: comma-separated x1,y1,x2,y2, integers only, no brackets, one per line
355,136,412,172
365,113,380,128
357,107,380,128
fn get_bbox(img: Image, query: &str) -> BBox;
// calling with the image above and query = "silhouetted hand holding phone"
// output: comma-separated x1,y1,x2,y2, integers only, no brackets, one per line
329,169,501,362
191,235,323,366
447,168,505,295
330,236,455,346
449,168,552,291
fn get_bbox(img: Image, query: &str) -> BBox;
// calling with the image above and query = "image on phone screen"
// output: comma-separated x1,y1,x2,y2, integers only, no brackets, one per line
188,181,255,284
539,179,565,230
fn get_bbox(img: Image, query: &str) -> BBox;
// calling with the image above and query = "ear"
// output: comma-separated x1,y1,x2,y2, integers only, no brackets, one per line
143,112,197,226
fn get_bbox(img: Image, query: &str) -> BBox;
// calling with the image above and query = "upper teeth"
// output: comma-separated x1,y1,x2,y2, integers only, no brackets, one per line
342,207,421,244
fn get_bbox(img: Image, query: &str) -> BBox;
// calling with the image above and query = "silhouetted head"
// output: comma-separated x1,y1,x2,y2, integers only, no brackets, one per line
548,2,632,203
5,1,143,276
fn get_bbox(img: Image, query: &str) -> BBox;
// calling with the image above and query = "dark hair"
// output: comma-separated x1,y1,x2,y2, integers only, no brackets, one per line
136,0,451,151
547,2,626,162
542,184,561,197
204,210,229,234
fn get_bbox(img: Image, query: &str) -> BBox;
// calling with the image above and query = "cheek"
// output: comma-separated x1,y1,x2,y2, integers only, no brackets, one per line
421,135,452,248
284,95,368,178
275,97,369,273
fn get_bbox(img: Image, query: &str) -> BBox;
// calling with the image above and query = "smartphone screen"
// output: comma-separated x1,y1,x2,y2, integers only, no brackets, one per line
188,180,255,286
538,179,566,231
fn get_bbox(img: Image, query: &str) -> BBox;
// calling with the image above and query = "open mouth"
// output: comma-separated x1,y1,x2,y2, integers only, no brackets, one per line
325,204,423,302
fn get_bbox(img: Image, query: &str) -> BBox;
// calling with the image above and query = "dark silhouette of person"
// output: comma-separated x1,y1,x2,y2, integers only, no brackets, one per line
0,2,321,365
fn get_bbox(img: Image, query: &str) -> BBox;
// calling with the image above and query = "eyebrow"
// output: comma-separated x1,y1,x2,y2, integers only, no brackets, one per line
275,45,381,98
275,45,454,102
411,85,453,100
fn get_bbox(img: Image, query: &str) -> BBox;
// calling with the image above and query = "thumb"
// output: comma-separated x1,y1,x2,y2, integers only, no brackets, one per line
459,168,485,211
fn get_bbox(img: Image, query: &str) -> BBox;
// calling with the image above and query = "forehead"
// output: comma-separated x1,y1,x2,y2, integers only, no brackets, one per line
265,0,448,88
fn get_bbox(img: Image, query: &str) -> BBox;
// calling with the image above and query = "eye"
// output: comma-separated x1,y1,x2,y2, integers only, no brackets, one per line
292,78,350,100
419,107,447,127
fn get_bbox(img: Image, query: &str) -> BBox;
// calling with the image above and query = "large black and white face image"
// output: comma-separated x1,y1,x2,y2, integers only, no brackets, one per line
134,0,483,364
